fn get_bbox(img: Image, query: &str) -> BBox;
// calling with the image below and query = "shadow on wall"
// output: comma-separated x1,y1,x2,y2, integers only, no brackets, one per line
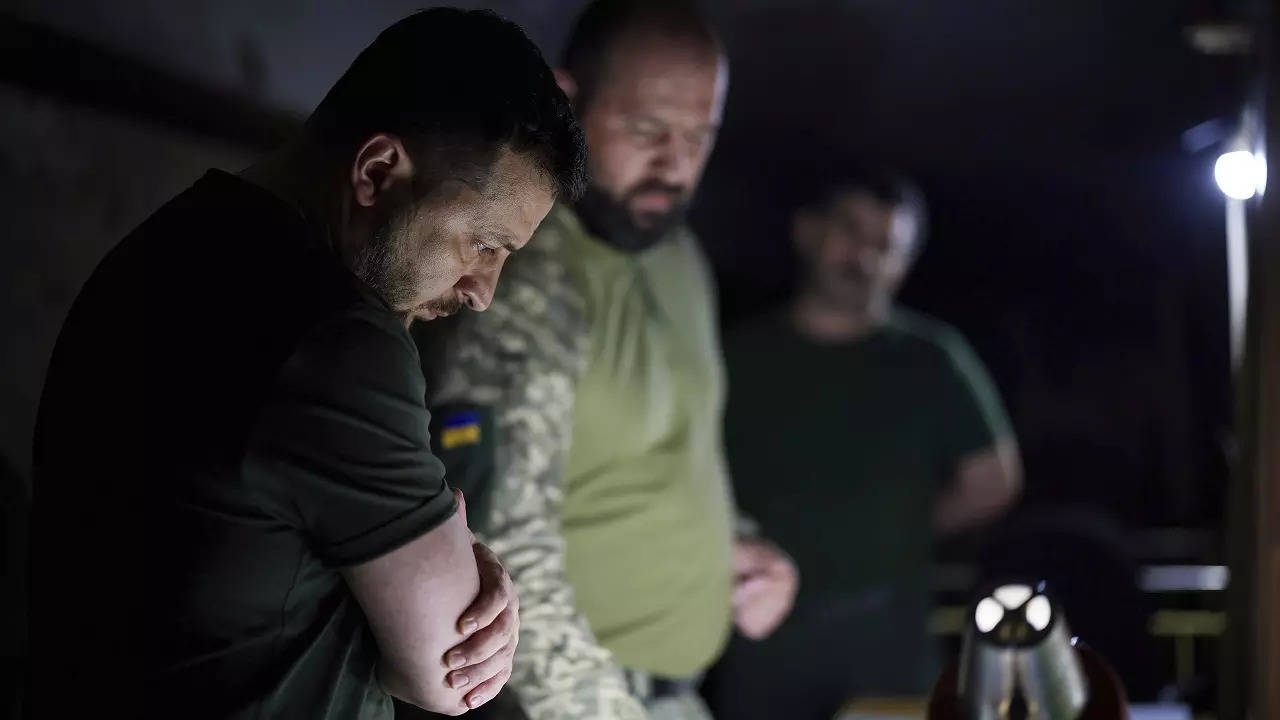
0,86,255,485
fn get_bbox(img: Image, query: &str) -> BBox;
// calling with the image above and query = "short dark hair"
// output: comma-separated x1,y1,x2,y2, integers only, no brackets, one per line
792,163,929,248
306,8,586,201
562,0,720,109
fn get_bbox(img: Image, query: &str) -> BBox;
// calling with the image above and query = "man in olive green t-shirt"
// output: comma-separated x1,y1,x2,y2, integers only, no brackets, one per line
705,168,1022,719
412,3,797,720
30,11,585,718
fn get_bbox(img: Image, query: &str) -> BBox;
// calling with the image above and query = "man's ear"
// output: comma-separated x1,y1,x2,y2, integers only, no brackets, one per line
553,68,578,102
351,133,415,209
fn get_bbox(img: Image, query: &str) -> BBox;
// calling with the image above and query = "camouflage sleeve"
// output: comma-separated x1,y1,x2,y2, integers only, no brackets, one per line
425,235,649,720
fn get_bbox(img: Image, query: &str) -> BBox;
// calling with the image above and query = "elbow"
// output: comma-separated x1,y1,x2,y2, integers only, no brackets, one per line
993,468,1022,514
993,440,1024,513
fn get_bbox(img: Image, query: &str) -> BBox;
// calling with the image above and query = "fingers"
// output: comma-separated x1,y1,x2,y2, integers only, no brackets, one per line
733,574,770,607
457,542,515,633
463,662,513,710
734,588,786,639
734,602,772,639
733,538,789,576
445,637,515,696
733,563,799,640
445,606,518,670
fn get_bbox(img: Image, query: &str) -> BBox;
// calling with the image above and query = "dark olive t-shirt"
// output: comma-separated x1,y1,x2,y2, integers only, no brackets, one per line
712,309,1012,709
30,171,456,719
725,309,1010,598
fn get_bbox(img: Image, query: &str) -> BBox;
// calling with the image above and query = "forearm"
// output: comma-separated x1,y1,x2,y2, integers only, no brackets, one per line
934,440,1022,534
934,484,1008,534
346,510,480,712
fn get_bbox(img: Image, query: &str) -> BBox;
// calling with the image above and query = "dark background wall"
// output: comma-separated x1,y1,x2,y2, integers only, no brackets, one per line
0,0,1247,535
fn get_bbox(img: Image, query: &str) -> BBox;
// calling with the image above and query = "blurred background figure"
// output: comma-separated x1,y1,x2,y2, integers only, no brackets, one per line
703,168,1021,719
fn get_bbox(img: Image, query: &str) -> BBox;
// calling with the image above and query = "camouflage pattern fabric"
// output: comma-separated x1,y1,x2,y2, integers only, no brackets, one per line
625,669,715,720
422,205,649,720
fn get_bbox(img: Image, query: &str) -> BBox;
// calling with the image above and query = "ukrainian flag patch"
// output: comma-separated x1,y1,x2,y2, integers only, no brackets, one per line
440,410,482,449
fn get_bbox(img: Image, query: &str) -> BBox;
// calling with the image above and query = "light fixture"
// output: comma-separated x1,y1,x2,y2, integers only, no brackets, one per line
975,597,1005,633
1215,149,1266,200
993,584,1033,610
1025,595,1052,631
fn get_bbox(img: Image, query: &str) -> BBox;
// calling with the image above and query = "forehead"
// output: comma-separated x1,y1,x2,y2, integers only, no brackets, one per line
479,151,555,228
594,31,727,121
829,192,896,223
424,151,553,231
826,191,919,248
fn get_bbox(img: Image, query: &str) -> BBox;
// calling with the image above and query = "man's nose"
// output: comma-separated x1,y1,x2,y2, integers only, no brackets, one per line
458,266,501,311
649,135,698,186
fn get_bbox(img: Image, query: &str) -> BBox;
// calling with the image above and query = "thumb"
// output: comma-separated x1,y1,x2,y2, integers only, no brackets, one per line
733,575,770,607
452,487,468,527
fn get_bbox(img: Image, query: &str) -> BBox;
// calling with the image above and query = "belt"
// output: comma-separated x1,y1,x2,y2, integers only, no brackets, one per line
649,675,701,700
624,667,704,701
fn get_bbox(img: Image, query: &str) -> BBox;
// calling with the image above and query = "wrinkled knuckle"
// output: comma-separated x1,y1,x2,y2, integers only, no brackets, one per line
500,608,518,631
495,583,513,604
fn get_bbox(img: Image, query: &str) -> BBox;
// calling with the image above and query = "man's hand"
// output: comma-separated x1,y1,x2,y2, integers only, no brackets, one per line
933,439,1022,535
732,538,798,640
442,490,519,710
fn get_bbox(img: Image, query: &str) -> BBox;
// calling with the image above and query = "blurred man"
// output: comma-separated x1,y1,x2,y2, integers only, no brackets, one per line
29,10,586,719
413,2,796,719
705,168,1022,719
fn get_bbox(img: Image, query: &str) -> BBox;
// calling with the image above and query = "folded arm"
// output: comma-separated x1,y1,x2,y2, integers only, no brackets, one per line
246,311,507,714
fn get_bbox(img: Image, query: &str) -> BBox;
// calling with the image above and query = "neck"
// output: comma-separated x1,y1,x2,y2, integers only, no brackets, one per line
790,290,889,343
240,143,345,256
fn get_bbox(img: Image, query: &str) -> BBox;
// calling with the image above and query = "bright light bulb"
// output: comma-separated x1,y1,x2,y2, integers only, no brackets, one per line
975,597,1005,633
1025,595,1052,631
1215,150,1264,200
993,584,1033,610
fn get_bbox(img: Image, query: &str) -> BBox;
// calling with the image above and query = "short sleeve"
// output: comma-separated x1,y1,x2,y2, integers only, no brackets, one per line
245,310,457,567
933,328,1015,464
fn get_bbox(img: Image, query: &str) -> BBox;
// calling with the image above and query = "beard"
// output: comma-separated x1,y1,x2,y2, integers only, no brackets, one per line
352,203,419,310
575,179,691,253
351,197,464,322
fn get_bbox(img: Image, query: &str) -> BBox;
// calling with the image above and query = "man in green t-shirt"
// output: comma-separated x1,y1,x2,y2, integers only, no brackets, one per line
705,168,1023,719
30,10,586,718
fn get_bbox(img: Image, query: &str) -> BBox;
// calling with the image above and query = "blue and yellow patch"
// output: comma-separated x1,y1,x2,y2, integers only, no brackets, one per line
440,410,482,449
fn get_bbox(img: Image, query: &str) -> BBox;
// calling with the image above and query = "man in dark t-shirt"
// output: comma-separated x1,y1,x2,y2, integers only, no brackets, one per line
28,10,585,719
705,168,1021,719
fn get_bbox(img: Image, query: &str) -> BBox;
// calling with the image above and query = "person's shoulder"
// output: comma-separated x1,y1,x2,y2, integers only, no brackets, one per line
473,202,589,330
486,219,584,327
884,307,983,371
416,206,588,391
525,202,586,259
887,307,961,347
292,303,421,391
